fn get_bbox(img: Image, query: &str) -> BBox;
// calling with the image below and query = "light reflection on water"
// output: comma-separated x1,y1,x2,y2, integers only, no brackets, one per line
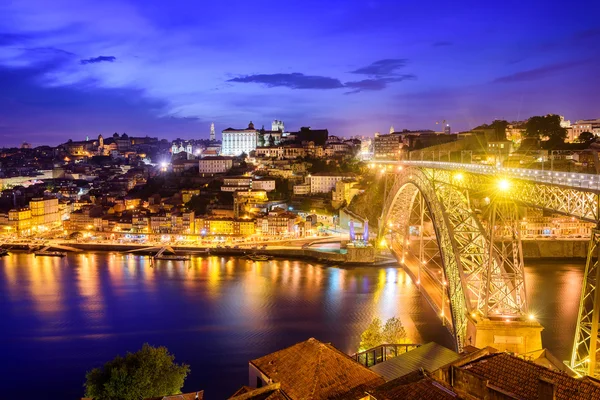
0,253,583,399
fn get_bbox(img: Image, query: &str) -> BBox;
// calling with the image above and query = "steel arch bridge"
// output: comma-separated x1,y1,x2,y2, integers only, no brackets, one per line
375,160,600,377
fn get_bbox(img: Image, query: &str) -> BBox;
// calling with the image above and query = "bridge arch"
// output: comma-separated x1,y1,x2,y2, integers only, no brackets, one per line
381,167,516,351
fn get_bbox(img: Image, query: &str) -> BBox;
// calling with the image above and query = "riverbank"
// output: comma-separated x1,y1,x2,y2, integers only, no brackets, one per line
2,241,391,266
522,239,588,259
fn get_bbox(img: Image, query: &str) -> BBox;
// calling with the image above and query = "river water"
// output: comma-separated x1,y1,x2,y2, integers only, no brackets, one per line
0,253,584,399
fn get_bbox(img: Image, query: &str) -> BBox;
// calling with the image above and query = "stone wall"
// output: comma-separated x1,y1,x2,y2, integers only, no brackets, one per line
522,240,588,258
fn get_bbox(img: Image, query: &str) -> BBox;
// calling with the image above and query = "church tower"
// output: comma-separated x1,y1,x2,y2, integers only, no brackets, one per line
210,122,215,141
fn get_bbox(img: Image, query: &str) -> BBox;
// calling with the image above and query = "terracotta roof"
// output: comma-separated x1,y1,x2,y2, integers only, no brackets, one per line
367,370,461,400
144,391,203,400
461,353,600,400
250,337,385,400
229,383,289,400
370,342,460,381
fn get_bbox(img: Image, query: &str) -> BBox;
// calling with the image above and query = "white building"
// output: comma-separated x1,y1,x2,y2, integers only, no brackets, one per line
222,122,257,156
310,173,356,194
293,184,311,195
272,120,285,132
252,179,276,192
573,119,600,138
171,140,193,155
198,156,233,175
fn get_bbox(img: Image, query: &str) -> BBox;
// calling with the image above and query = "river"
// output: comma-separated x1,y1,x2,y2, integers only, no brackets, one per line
0,253,584,399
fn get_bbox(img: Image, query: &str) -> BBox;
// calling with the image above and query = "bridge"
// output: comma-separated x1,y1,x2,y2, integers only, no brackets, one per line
373,159,600,378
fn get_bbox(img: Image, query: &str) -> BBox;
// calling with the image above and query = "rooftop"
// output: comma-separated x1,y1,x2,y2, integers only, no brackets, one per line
250,337,385,400
460,352,600,400
370,342,460,381
228,383,288,400
367,370,461,400
144,391,203,400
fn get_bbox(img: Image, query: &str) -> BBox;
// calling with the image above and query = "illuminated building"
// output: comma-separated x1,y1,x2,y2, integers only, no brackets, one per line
332,180,359,207
8,198,60,236
233,190,268,218
373,133,402,159
8,208,32,235
210,122,216,141
195,218,256,236
310,172,356,194
222,121,258,155
198,156,234,175
293,184,311,195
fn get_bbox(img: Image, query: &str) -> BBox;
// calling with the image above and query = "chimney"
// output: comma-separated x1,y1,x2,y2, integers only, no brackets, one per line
538,377,556,400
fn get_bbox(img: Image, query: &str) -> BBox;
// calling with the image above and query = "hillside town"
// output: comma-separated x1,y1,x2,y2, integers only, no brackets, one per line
1,116,599,249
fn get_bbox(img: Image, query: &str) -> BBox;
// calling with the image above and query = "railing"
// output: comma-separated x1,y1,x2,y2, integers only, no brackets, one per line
371,160,600,191
351,343,421,367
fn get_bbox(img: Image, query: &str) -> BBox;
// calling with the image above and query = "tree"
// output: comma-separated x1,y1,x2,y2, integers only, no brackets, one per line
474,120,509,141
579,131,595,143
258,129,265,147
268,133,276,147
359,317,383,351
359,317,407,351
525,114,567,144
84,343,190,400
382,317,407,344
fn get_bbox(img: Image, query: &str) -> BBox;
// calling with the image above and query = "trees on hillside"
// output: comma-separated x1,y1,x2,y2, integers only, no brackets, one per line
474,120,509,141
578,131,595,143
84,344,190,400
524,114,567,144
359,316,407,351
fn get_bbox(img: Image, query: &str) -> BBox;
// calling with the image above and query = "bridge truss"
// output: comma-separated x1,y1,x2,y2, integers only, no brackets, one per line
379,163,600,376
381,167,528,352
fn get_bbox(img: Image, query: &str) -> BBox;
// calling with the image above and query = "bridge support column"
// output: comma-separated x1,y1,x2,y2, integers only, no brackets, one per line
571,228,600,377
473,318,543,354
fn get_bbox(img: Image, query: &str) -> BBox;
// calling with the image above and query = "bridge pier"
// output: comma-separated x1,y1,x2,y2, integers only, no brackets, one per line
472,318,543,354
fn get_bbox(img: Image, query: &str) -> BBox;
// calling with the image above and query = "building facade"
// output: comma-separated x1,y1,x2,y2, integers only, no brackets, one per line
310,173,355,194
373,133,402,160
222,122,258,155
198,156,234,175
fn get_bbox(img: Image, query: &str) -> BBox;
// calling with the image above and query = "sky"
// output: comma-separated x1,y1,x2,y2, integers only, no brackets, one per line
0,0,599,146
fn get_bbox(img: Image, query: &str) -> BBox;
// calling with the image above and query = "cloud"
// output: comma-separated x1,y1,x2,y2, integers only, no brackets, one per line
350,58,409,77
432,41,453,47
80,55,116,65
344,75,416,94
22,47,76,57
0,61,209,146
493,60,588,83
0,33,29,46
227,73,344,89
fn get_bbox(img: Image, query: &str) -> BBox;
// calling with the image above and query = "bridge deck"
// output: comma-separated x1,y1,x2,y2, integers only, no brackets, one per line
392,244,452,330
372,160,600,191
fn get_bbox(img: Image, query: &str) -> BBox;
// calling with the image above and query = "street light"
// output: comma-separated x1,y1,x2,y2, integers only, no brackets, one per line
497,178,511,192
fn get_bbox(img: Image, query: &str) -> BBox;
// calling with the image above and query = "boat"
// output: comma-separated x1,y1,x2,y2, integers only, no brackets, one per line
246,253,272,261
34,250,67,258
153,254,190,261
0,248,9,257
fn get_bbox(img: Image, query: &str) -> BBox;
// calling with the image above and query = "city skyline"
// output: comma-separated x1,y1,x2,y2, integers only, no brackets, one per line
1,0,599,146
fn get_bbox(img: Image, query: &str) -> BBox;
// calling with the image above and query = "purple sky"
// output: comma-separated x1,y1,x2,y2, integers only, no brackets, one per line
0,0,599,146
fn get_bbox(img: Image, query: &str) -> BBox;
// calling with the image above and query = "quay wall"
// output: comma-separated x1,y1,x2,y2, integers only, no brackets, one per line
522,240,588,259
9,242,365,264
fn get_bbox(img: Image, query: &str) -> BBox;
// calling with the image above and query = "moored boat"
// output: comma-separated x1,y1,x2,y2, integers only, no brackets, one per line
246,253,272,261
34,250,67,258
153,254,190,261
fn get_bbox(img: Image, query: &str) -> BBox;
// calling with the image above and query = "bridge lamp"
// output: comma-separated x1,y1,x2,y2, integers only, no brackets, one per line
379,237,388,248
397,166,403,171
454,172,464,182
497,178,511,192
528,313,536,321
